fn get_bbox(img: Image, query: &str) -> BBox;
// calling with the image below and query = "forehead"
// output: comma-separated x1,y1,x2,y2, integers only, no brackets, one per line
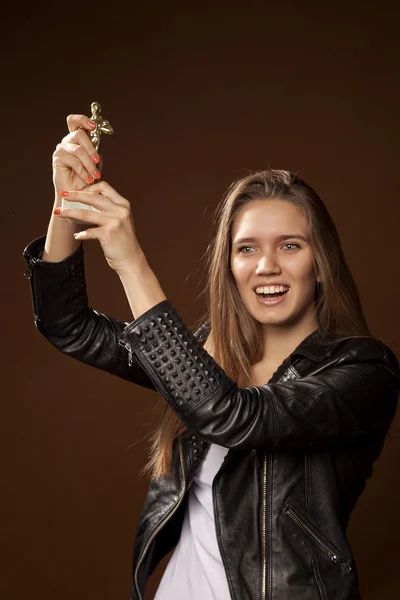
231,199,308,239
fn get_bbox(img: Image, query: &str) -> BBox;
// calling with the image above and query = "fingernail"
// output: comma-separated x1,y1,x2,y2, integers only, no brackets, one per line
92,154,100,164
54,208,61,215
87,175,94,184
94,169,101,179
60,190,69,197
88,120,96,128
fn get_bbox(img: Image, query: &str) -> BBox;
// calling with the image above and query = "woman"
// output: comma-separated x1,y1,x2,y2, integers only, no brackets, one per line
23,113,400,600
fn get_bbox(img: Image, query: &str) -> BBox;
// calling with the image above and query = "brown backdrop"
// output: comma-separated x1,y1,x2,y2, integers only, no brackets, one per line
3,2,400,598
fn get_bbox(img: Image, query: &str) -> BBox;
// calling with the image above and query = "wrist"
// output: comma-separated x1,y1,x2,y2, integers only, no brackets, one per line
116,251,168,319
52,194,83,233
116,245,148,278
53,193,62,208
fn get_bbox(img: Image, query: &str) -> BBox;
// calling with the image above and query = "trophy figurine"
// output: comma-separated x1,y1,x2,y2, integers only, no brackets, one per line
86,101,114,153
63,102,114,227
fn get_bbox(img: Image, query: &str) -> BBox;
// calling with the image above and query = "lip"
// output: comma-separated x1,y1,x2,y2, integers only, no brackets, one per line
254,288,290,306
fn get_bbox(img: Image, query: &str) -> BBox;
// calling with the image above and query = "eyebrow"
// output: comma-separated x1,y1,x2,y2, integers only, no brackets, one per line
233,234,308,246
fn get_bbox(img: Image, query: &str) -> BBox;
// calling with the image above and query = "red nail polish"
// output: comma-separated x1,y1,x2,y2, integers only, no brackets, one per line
94,169,101,179
87,175,94,184
88,120,96,128
54,208,61,215
60,190,69,197
92,154,100,164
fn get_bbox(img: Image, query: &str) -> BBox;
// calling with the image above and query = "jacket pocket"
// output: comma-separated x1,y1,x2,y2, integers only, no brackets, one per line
283,503,353,576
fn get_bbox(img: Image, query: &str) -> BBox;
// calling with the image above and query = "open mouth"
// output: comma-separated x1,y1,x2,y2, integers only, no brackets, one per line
255,289,289,299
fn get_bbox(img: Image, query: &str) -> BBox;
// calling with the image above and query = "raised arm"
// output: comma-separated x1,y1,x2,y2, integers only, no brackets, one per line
24,113,164,390
23,235,158,389
43,113,103,263
23,234,208,390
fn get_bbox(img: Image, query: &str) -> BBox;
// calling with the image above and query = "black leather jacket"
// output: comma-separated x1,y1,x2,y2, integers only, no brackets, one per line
23,235,400,600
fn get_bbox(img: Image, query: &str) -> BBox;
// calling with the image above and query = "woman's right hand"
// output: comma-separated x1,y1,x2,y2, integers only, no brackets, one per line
52,114,101,201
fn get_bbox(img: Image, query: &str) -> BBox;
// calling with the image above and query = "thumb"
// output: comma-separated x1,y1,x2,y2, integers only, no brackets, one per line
73,227,99,241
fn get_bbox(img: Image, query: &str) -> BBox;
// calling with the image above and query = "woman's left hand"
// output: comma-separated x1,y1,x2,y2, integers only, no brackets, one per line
54,181,142,274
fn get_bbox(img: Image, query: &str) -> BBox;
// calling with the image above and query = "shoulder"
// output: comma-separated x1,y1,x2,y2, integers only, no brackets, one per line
329,335,400,381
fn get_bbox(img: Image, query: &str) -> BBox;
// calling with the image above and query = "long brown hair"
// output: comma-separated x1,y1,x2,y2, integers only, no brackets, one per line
140,169,372,480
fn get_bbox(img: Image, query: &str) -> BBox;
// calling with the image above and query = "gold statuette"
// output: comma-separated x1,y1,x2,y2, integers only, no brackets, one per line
87,101,114,153
64,102,114,228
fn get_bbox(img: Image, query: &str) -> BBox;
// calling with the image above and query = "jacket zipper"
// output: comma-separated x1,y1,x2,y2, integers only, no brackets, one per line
24,256,38,280
118,338,133,367
133,435,187,600
261,452,267,600
24,257,41,324
283,504,352,575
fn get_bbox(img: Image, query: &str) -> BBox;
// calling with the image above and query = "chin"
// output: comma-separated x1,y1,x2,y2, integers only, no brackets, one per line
247,306,289,325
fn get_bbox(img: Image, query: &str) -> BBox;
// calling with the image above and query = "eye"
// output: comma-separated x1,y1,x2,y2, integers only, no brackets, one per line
282,243,300,250
237,243,301,253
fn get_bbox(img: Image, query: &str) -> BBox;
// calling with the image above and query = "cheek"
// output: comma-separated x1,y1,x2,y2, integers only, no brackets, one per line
231,257,251,282
285,253,315,279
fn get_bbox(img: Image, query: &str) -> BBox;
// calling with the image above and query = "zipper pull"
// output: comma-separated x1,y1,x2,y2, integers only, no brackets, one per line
331,554,352,575
119,338,133,367
24,257,38,279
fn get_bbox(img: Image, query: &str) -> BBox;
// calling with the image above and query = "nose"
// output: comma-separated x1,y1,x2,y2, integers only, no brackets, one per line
255,252,281,275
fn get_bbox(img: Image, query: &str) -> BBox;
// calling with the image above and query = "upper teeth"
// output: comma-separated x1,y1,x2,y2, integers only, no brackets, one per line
255,285,289,294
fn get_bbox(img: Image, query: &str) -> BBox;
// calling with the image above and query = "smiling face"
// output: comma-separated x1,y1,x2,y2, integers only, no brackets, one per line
230,198,321,329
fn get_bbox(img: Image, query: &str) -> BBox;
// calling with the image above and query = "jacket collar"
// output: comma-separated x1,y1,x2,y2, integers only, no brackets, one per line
291,328,345,362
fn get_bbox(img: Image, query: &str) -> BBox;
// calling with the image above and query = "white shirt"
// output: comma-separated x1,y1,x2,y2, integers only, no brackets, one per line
154,443,231,599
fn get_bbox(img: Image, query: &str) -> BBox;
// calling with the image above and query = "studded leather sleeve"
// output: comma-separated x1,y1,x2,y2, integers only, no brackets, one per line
22,235,156,389
119,299,236,406
120,300,400,450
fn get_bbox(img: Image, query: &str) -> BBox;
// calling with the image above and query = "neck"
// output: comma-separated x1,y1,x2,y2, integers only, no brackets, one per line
259,314,319,366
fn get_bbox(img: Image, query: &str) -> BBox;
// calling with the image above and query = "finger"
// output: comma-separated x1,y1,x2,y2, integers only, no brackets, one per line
62,129,101,166
73,228,99,241
88,181,130,207
60,190,112,211
52,147,89,188
54,206,106,226
63,136,101,181
66,114,97,134
53,143,100,184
